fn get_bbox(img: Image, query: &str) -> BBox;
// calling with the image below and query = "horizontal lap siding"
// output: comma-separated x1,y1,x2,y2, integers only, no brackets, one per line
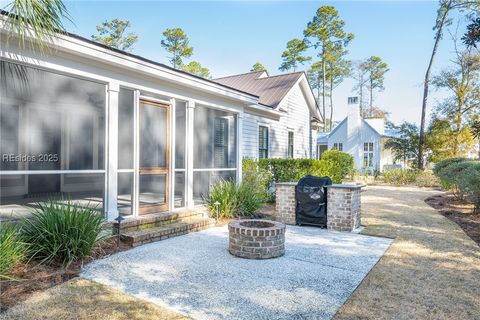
242,84,314,159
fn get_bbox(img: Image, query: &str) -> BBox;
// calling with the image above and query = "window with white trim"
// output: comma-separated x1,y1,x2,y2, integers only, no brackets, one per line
258,126,268,159
363,142,374,167
287,131,294,158
333,143,343,151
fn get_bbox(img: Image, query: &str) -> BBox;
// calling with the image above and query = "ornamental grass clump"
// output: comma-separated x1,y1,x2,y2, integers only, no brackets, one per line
205,179,265,219
21,199,106,267
0,223,26,279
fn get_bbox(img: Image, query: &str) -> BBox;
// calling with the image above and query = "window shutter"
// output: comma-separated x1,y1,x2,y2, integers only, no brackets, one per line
214,118,228,167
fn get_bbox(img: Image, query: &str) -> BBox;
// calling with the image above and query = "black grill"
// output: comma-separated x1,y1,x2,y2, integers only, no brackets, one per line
295,175,332,228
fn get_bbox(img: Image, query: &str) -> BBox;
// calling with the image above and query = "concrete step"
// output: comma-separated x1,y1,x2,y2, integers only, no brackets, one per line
113,209,206,234
120,217,216,247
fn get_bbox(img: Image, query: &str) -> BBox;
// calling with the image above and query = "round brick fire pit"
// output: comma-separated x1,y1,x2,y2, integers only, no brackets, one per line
228,219,286,259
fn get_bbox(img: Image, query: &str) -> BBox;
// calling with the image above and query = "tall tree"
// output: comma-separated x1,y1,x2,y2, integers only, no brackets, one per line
418,0,480,170
426,116,475,162
3,0,71,51
432,43,480,155
304,6,354,132
384,122,419,167
182,61,211,79
470,120,480,158
92,19,138,51
351,60,369,116
279,38,311,72
250,62,267,72
161,28,193,69
363,56,389,117
325,45,351,130
463,16,480,48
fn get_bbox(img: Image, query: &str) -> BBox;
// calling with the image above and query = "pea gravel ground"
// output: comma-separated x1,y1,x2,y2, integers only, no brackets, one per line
81,224,392,320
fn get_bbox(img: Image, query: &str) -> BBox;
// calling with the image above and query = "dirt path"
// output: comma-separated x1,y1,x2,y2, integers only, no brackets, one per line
334,185,480,320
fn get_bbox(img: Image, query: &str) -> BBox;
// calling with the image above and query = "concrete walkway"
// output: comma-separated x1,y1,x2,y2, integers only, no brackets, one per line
334,185,480,320
82,225,392,320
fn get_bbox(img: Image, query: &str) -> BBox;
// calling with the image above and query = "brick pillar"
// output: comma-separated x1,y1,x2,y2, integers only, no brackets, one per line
274,182,297,225
325,185,363,232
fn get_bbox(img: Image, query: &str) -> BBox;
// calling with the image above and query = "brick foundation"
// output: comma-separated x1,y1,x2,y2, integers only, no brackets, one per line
274,182,363,232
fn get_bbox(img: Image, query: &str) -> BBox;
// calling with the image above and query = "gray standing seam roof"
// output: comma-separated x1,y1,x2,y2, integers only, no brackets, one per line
214,71,304,108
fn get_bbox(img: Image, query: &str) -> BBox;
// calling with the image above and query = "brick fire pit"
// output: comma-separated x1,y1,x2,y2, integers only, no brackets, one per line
228,219,286,259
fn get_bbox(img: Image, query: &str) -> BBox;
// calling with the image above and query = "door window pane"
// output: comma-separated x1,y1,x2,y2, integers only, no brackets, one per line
140,102,167,168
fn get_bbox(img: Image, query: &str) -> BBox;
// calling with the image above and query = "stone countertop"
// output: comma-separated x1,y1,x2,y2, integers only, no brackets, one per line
325,184,366,189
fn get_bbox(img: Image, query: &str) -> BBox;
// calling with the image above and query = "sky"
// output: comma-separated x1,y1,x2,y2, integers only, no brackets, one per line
8,0,471,125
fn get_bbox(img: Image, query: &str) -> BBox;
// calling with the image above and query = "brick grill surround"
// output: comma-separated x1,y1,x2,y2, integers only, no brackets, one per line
228,220,286,259
274,182,363,232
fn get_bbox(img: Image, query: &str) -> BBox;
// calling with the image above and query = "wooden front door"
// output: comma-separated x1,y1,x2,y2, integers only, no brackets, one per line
138,100,170,214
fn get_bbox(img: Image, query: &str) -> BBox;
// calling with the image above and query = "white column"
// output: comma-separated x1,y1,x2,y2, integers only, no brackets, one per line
236,111,244,183
186,100,195,209
106,82,120,221
169,98,176,211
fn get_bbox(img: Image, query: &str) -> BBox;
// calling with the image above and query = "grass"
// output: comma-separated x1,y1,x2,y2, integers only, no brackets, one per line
333,185,480,320
0,223,26,279
0,278,189,320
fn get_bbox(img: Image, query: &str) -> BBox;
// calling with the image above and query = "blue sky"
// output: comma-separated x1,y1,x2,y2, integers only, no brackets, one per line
25,1,472,124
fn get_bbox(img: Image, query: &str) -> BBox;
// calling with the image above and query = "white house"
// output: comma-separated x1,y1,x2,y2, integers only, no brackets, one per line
215,71,321,160
317,98,400,173
0,17,320,222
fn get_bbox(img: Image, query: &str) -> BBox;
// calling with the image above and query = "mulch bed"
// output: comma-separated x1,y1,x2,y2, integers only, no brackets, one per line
425,193,480,247
0,237,131,312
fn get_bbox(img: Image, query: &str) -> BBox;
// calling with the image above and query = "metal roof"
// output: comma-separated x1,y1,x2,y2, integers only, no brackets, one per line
214,71,304,108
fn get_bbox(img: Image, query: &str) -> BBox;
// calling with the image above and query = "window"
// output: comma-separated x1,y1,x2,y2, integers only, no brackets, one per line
193,105,237,204
214,117,229,168
333,143,343,151
363,142,374,167
287,131,294,158
258,126,268,159
316,144,327,159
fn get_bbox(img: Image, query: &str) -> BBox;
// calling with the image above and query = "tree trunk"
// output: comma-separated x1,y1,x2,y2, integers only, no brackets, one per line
322,46,326,132
418,3,451,170
329,76,333,131
369,76,373,118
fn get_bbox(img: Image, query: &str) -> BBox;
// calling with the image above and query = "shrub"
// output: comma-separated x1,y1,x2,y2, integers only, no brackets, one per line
383,169,418,185
433,158,480,213
21,199,106,267
415,170,439,188
254,152,353,185
0,223,26,279
205,179,265,219
242,158,273,197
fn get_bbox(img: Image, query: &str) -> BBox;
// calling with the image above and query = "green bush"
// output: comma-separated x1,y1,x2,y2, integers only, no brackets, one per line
415,170,439,188
205,179,265,219
253,151,353,184
433,158,480,213
242,158,273,197
21,199,106,267
0,223,26,279
383,169,418,185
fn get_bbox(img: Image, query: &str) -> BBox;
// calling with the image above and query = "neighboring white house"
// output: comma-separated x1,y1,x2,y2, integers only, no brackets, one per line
317,98,401,173
215,71,321,160
0,17,320,222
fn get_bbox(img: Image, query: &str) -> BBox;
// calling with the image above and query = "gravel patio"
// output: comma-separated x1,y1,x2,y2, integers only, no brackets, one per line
81,224,392,320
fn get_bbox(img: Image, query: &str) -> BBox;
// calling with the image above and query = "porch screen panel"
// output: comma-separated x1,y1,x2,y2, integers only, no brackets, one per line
0,61,106,216
193,105,237,205
117,88,135,216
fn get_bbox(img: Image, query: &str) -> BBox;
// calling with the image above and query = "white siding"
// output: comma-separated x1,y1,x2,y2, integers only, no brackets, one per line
242,84,314,159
